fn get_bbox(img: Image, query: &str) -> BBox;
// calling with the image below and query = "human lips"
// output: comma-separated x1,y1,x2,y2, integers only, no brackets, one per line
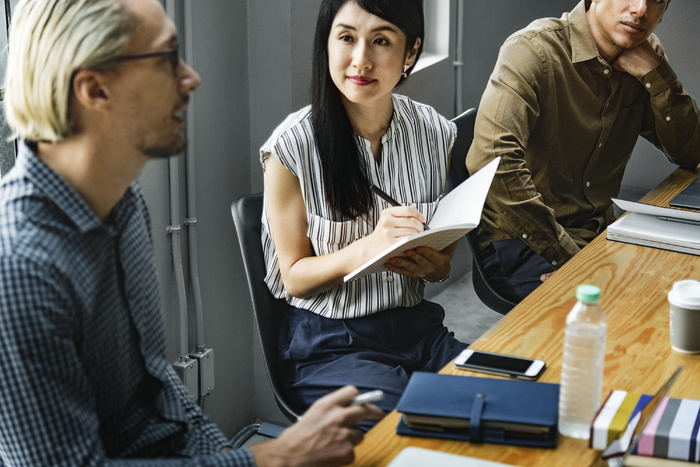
620,21,645,33
347,75,376,86
173,98,189,122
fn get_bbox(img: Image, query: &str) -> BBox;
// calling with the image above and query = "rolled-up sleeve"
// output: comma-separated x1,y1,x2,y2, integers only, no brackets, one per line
639,58,700,169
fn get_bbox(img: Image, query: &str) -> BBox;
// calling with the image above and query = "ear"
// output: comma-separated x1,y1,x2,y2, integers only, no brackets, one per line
72,69,111,111
404,37,422,68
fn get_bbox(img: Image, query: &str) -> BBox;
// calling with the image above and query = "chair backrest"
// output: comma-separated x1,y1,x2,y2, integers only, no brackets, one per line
449,108,516,315
448,108,477,191
231,193,300,422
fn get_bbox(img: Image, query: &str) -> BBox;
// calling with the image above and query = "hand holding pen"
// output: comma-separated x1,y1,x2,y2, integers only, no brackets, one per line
371,185,430,231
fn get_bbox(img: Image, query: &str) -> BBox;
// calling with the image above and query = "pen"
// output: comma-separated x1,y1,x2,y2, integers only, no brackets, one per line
351,389,385,406
371,185,430,231
658,216,700,227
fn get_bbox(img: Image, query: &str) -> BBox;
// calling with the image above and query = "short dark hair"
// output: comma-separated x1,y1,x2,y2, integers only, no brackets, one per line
310,0,425,219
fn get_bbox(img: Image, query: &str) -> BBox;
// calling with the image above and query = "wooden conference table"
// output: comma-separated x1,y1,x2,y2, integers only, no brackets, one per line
350,167,700,467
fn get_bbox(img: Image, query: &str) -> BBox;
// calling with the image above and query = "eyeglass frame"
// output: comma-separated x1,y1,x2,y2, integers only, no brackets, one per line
107,46,181,74
645,0,670,9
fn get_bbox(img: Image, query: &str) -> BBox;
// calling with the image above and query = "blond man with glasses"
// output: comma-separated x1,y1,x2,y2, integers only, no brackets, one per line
0,0,381,465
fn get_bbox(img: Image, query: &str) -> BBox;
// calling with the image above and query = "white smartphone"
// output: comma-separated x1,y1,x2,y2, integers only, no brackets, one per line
453,349,546,380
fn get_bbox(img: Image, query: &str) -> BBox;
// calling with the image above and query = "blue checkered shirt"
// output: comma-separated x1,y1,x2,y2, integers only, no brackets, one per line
0,142,255,466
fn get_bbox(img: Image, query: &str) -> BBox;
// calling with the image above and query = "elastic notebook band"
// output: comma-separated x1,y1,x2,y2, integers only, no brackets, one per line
469,393,487,443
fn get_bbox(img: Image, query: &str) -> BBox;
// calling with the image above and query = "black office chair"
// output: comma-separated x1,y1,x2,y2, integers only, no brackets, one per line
231,193,301,424
449,108,516,315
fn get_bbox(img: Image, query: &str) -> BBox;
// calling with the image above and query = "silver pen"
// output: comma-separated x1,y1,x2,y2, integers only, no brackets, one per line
351,389,385,406
658,216,700,226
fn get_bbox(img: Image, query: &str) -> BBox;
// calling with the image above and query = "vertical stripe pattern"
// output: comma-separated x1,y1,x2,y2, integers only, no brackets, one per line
592,389,700,463
260,94,456,319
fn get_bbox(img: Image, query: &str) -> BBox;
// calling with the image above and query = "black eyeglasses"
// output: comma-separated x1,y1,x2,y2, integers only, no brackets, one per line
109,47,181,74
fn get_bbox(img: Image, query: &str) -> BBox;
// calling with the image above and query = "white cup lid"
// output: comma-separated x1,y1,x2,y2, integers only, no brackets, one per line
668,280,700,310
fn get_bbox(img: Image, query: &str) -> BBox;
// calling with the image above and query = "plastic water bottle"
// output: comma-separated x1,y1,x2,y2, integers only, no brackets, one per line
558,285,607,439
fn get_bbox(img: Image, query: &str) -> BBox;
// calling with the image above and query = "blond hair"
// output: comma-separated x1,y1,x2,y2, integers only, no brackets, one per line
3,0,136,142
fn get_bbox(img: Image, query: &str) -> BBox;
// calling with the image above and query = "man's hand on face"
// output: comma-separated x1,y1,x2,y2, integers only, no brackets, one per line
611,40,663,78
249,386,384,467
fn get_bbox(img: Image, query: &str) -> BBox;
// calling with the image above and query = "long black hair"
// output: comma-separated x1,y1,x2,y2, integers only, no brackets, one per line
311,0,424,220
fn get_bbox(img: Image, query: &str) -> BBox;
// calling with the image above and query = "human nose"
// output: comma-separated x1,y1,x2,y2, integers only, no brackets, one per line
629,0,648,16
178,61,201,93
351,40,372,71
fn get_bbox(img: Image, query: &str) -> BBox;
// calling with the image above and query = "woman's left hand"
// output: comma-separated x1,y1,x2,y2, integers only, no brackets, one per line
383,240,458,280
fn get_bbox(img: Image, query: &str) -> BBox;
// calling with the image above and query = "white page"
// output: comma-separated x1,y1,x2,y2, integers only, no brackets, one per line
612,199,700,223
388,447,518,467
429,157,500,229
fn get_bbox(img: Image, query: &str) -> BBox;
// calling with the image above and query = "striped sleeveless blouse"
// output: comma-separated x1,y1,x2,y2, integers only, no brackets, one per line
260,94,456,319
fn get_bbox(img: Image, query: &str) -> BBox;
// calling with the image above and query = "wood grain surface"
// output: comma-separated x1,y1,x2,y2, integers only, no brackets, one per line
350,167,700,467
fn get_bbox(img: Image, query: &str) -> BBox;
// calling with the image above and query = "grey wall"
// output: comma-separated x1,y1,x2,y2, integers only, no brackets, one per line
141,0,255,438
246,0,324,424
624,0,700,198
460,0,700,200
188,0,254,436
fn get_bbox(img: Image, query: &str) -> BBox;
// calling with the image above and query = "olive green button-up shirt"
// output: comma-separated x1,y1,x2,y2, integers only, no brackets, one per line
466,0,700,269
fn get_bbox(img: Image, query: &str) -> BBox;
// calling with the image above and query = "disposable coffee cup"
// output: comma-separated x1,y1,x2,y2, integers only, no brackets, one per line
667,280,700,354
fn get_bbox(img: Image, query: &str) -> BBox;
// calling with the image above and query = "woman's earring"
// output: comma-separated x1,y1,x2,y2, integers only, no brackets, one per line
402,65,409,79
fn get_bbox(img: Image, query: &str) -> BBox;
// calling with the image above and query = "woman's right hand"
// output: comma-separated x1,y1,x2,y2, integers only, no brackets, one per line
369,205,427,251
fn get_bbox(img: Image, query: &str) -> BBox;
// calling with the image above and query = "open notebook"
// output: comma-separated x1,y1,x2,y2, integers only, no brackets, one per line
344,157,499,282
606,199,700,256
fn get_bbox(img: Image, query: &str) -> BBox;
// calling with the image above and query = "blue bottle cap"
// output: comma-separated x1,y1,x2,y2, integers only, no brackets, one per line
576,284,601,302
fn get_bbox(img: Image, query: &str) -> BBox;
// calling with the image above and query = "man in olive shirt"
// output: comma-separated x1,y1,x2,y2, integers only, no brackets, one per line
466,0,700,302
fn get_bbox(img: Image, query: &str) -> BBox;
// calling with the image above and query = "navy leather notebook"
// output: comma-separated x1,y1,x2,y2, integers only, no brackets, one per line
670,177,700,211
395,372,560,448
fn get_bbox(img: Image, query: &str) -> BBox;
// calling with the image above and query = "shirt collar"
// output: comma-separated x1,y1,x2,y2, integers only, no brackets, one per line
382,95,400,144
353,95,399,146
569,0,600,64
17,140,136,235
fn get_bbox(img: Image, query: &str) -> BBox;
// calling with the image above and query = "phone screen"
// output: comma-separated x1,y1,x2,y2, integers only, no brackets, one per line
465,351,533,373
454,349,545,379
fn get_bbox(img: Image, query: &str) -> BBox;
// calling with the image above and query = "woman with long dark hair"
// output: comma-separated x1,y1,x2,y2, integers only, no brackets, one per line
260,0,466,428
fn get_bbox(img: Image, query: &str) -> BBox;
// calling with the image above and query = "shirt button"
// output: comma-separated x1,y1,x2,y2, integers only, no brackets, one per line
522,234,528,239
551,260,558,266
666,116,671,122
586,181,591,188
603,69,610,75
646,83,652,88
387,276,394,282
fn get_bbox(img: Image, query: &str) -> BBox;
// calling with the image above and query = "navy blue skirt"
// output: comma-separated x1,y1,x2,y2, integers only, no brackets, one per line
279,300,466,430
